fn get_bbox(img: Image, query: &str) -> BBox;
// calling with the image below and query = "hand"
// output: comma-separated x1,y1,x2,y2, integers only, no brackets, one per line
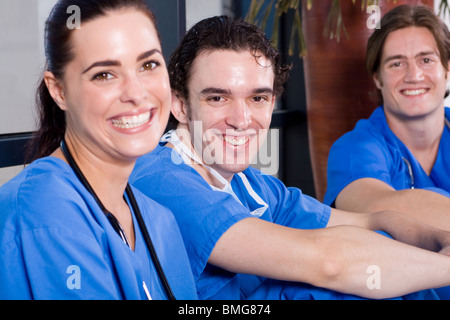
435,230,450,256
368,210,450,253
439,244,450,256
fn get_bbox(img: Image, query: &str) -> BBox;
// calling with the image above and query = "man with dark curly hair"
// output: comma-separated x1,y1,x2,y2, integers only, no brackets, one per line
131,15,450,300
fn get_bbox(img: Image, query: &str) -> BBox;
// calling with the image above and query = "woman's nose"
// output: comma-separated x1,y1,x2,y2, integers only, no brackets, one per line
120,74,148,105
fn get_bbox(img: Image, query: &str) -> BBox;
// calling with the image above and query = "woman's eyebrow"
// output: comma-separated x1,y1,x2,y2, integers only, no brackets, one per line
82,60,120,74
82,49,162,74
137,49,162,61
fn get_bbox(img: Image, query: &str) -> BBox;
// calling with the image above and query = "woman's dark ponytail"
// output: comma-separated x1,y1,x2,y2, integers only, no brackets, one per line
25,78,66,162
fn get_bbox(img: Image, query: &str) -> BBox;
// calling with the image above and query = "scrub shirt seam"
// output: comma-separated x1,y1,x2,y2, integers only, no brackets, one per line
194,212,250,281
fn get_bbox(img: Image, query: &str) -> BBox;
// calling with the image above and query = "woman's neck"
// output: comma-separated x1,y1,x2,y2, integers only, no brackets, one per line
52,137,136,249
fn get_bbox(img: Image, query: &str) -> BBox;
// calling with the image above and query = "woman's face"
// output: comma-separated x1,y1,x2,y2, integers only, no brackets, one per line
49,9,170,164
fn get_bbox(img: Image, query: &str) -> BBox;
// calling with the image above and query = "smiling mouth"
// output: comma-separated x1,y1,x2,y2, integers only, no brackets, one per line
223,135,250,146
401,89,428,96
111,110,153,129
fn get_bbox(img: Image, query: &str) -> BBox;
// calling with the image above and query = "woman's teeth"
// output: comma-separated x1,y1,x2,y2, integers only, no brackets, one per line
112,111,150,129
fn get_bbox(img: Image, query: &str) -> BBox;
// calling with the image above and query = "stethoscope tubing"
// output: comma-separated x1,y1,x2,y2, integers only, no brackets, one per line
60,139,175,300
403,119,449,190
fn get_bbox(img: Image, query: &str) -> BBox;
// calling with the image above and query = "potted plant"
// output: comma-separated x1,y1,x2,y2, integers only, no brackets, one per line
246,0,440,201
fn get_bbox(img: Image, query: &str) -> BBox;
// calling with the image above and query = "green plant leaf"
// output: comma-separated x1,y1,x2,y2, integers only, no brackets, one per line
245,0,450,57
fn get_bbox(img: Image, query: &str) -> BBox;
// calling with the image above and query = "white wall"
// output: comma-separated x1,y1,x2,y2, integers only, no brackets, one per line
186,0,224,29
435,1,450,106
0,0,57,186
0,0,57,135
1,0,449,185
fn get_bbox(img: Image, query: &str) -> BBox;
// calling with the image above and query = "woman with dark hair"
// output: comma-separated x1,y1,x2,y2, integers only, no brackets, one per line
0,0,197,300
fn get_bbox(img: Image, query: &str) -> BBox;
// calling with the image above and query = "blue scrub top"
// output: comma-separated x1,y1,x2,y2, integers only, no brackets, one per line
325,106,450,206
131,143,331,299
131,141,439,300
0,157,197,300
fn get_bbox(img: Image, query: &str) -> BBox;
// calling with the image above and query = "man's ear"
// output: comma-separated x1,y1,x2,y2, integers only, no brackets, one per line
270,95,276,113
171,91,189,124
446,60,450,80
373,72,383,90
43,71,67,111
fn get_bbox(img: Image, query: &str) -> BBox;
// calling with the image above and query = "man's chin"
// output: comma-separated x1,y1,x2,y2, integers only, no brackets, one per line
213,162,251,179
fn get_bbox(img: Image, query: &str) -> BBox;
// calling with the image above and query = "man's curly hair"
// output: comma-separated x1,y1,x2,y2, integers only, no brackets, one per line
168,15,292,103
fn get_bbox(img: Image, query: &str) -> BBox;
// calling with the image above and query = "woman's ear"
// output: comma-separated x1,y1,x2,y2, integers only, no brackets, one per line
171,91,189,124
43,71,67,111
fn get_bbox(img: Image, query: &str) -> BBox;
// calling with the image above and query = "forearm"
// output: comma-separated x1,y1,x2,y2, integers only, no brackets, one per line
366,210,449,252
311,225,450,299
368,189,450,230
210,218,450,299
336,182,450,231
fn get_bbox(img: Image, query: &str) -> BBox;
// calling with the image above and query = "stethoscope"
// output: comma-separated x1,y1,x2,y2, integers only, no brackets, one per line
60,139,175,300
403,118,450,189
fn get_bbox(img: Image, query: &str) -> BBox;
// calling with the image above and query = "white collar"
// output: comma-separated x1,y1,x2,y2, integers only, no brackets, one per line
161,130,268,217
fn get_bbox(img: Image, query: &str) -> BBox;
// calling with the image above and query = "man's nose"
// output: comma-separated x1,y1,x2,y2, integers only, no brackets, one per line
404,62,425,82
225,100,252,129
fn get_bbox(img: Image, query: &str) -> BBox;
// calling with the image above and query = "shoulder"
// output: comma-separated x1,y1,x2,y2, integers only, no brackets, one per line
332,107,388,151
0,157,97,234
132,143,198,183
131,144,214,199
242,167,331,228
1,157,77,209
241,166,307,207
329,107,397,166
130,185,177,224
132,143,173,177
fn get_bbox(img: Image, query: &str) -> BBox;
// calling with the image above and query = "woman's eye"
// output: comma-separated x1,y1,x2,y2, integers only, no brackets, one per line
142,61,159,71
92,72,113,81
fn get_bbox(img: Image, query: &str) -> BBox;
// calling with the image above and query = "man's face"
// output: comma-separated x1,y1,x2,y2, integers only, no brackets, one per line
180,49,275,181
374,26,449,122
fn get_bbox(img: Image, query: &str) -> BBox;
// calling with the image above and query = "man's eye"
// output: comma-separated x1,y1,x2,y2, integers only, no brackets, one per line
253,96,271,103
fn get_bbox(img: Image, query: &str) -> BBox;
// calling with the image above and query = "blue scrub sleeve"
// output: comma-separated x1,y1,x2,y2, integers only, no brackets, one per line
422,187,450,198
255,171,331,229
324,129,393,206
132,165,251,281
